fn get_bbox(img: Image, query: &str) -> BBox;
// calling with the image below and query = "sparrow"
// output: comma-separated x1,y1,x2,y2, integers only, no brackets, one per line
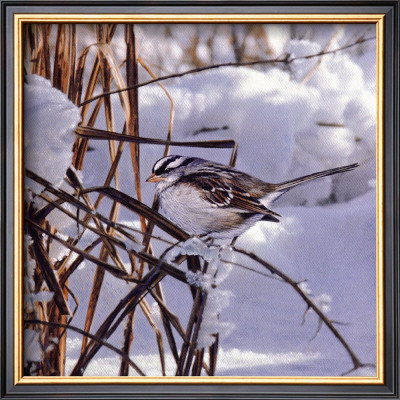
147,155,358,240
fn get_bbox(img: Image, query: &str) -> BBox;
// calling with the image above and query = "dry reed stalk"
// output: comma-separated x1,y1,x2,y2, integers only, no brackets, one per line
81,186,189,240
27,25,41,77
119,310,136,376
149,279,189,370
46,295,68,375
67,186,126,271
231,25,243,63
25,319,146,376
26,170,186,252
76,26,141,359
208,334,219,375
26,219,134,281
27,24,52,79
150,288,186,339
29,23,77,374
35,194,131,256
72,26,117,169
39,24,52,80
134,58,176,351
75,125,238,150
72,101,104,170
62,171,127,280
26,23,222,377
117,26,143,374
139,299,166,376
26,207,71,375
80,24,124,353
59,137,127,284
191,348,205,376
176,289,200,375
137,55,174,216
53,24,74,93
68,138,126,258
181,267,209,376
70,269,167,375
79,207,124,350
59,238,102,285
70,250,192,375
52,24,66,89
28,228,71,316
137,56,175,154
251,25,272,57
149,291,180,365
26,24,38,74
67,25,77,101
72,45,91,105
72,71,129,238
80,267,106,352
125,25,145,228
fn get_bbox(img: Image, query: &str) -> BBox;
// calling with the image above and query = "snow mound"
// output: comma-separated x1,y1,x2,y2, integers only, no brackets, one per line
24,74,81,192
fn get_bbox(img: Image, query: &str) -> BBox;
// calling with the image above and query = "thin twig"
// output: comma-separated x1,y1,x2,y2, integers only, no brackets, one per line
79,36,375,108
234,246,365,371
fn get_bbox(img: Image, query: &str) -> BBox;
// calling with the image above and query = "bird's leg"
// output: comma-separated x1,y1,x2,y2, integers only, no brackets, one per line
230,237,238,247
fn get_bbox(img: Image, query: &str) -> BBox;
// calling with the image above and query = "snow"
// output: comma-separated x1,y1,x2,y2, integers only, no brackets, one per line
223,189,376,375
149,302,163,332
24,329,42,363
49,232,70,262
65,348,322,377
124,237,143,253
26,291,54,304
116,47,375,208
24,75,81,192
166,238,235,348
24,23,377,377
24,74,81,237
197,289,235,349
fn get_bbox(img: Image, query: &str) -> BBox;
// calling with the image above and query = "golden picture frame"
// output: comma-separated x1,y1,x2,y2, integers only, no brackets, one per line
2,2,398,398
13,11,386,386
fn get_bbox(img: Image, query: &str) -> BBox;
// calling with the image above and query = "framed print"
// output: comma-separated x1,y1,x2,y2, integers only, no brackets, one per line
1,1,399,399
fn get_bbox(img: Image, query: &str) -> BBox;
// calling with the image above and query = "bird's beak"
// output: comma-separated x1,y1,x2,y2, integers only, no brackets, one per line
146,173,164,183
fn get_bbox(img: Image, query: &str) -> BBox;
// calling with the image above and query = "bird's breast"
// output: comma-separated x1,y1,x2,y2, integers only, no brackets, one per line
157,185,264,238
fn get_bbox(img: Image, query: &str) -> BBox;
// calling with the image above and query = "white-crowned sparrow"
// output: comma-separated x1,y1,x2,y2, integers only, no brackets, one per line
147,155,359,240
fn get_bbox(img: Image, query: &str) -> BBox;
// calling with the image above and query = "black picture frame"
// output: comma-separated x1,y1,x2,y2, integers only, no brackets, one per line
1,1,399,399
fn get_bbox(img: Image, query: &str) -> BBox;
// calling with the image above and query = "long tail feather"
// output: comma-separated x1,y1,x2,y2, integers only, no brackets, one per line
275,163,359,192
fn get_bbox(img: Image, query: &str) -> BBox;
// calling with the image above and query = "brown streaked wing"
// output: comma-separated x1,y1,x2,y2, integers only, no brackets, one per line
179,173,281,219
230,186,281,217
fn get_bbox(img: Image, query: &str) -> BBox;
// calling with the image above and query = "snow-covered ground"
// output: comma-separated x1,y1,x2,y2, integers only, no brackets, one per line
24,23,377,377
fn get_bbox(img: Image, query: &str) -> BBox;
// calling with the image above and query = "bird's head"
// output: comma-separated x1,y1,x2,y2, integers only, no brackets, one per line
146,155,198,185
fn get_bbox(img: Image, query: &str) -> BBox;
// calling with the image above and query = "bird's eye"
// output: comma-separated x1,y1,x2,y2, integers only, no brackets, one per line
154,166,168,176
